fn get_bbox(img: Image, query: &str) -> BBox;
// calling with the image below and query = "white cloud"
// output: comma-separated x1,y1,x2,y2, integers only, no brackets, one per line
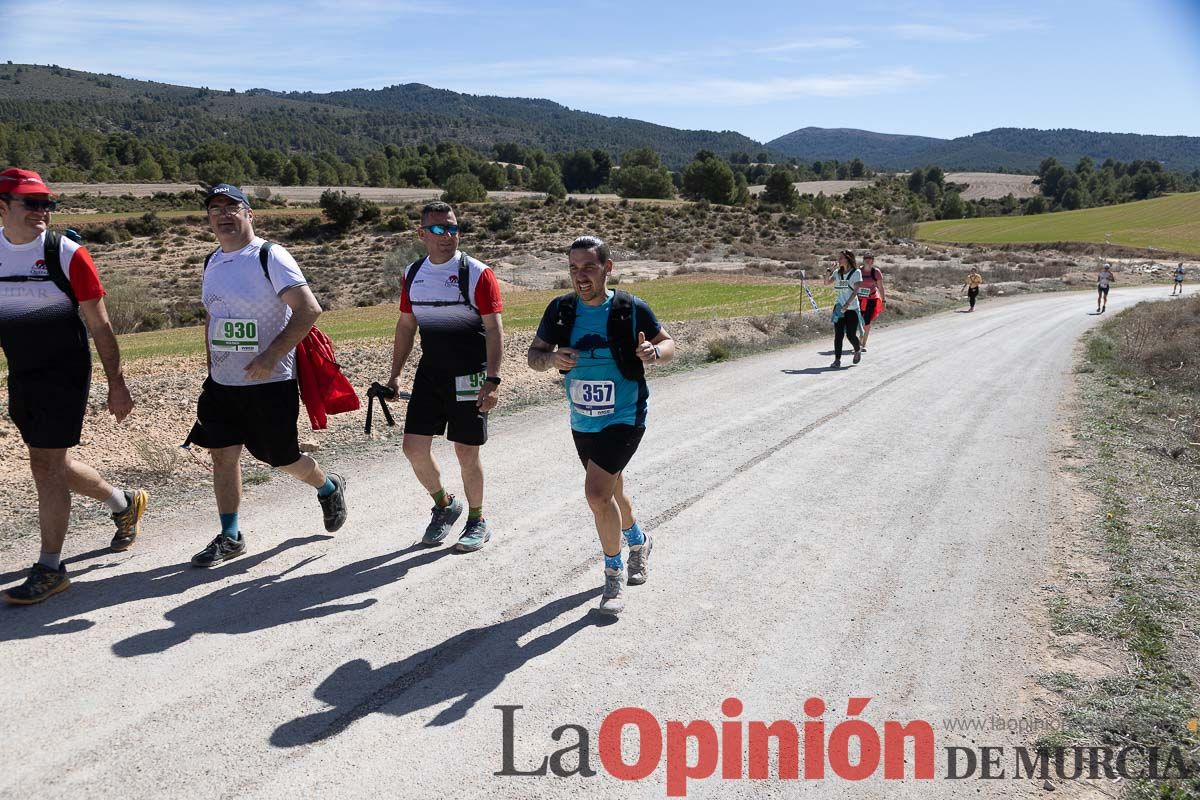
890,23,981,41
755,37,864,54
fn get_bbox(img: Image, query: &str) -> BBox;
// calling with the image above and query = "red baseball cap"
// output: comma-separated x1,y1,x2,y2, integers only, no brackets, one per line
0,168,54,196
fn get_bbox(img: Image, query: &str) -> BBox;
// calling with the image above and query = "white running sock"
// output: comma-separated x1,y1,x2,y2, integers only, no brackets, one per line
38,552,62,570
105,488,129,514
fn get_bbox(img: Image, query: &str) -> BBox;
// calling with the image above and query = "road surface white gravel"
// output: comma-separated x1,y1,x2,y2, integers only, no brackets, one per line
2,285,1192,799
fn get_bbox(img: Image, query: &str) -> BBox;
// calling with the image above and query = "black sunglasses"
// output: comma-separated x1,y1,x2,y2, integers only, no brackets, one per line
7,197,58,212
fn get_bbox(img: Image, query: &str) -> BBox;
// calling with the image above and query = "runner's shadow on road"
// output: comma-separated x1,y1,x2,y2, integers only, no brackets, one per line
112,544,453,657
0,543,119,586
781,367,845,375
0,535,333,643
270,587,613,748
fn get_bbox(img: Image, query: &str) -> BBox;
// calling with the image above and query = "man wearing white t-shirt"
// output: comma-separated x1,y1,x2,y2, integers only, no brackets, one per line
386,201,504,553
185,184,347,567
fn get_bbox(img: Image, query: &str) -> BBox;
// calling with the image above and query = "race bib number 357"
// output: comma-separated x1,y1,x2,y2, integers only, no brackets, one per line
211,318,259,352
569,380,616,417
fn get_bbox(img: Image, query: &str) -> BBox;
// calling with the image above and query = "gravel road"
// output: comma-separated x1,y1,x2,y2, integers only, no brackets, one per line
2,286,1190,798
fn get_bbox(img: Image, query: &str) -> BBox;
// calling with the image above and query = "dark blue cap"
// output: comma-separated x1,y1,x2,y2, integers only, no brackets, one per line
203,183,251,208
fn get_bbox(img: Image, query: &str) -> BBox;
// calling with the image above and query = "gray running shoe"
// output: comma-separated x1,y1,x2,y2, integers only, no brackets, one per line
627,536,653,585
422,495,464,545
853,349,862,364
599,567,625,615
454,518,491,552
191,533,246,568
830,359,841,369
318,473,348,532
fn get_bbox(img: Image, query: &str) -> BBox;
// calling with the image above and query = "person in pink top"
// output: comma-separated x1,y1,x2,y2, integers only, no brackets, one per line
857,253,885,351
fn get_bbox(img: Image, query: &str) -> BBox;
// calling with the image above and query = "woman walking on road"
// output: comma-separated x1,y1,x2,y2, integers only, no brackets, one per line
857,253,885,350
1097,263,1115,313
961,268,983,312
824,249,863,368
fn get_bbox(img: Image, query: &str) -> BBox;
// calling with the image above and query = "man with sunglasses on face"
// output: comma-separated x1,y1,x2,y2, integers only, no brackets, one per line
184,184,348,568
0,168,149,605
386,201,504,552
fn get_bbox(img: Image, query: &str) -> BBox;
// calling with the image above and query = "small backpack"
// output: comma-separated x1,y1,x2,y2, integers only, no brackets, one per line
546,290,645,382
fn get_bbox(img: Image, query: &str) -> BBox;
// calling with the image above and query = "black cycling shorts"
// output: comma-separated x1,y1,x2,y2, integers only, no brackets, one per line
1098,285,1110,296
185,377,302,467
8,356,91,449
572,424,645,475
403,365,488,446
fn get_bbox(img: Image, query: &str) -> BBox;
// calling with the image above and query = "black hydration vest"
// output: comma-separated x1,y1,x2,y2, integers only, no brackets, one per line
546,290,645,382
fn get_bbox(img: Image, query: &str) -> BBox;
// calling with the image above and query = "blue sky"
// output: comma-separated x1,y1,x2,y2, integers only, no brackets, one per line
2,0,1198,143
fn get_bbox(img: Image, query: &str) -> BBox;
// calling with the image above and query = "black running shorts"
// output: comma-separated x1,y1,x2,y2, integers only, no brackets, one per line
7,355,91,449
185,377,302,467
403,364,488,446
572,424,645,475
1098,285,1110,296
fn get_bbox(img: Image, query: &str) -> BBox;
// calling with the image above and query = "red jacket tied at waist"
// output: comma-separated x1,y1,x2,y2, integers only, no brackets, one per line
295,327,360,430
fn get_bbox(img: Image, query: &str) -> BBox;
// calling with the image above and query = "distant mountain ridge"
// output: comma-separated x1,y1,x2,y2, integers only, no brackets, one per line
766,127,1200,172
0,64,757,168
2,64,1198,172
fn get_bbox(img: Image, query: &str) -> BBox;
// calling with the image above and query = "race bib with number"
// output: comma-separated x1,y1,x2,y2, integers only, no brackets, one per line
569,380,616,417
211,318,260,352
455,371,486,401
857,287,872,297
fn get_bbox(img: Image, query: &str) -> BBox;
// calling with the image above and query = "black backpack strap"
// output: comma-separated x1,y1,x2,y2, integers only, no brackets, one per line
552,292,578,374
203,247,221,271
607,290,645,382
402,257,425,305
42,231,78,308
458,252,473,310
258,240,273,281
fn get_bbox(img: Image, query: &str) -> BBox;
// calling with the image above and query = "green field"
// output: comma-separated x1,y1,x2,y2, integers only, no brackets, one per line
112,278,835,363
917,192,1200,255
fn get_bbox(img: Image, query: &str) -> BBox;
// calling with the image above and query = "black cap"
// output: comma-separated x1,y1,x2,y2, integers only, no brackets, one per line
203,183,251,208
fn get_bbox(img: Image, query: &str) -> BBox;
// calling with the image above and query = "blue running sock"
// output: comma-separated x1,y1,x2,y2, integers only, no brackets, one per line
604,552,623,572
317,477,336,498
220,512,240,539
623,521,645,546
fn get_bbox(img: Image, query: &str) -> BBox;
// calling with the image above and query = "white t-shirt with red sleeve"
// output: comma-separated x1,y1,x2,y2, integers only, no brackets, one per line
0,229,105,372
399,251,503,376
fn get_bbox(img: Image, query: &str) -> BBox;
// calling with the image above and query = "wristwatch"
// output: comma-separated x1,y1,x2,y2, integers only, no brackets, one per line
484,375,502,385
652,345,662,361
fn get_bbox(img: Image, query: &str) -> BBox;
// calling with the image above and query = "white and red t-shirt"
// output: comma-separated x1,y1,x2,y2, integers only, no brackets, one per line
400,251,502,375
0,229,104,372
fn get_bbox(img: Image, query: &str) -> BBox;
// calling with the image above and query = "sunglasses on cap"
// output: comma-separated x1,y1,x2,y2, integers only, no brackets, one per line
4,197,58,212
422,223,460,237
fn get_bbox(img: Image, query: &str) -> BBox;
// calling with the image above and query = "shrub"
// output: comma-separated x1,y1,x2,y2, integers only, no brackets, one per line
442,173,488,204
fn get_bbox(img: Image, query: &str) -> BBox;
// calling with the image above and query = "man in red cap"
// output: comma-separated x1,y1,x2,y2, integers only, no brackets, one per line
0,168,148,605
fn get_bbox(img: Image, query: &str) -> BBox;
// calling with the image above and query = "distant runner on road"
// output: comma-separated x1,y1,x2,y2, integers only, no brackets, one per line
387,201,504,553
1097,263,1115,313
184,184,348,568
962,268,984,312
528,235,674,615
857,253,885,350
824,249,863,368
0,168,148,605
1172,263,1186,296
